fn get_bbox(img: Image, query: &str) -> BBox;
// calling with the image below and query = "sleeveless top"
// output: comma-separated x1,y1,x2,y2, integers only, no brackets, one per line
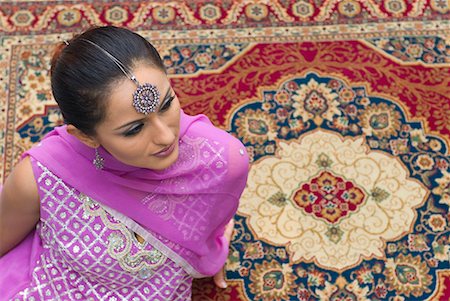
9,158,192,301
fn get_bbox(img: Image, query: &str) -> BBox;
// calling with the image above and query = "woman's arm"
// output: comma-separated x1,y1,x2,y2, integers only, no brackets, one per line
213,218,235,288
0,157,40,257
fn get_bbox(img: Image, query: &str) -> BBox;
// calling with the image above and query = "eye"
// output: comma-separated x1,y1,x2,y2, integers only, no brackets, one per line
124,123,144,137
160,95,175,112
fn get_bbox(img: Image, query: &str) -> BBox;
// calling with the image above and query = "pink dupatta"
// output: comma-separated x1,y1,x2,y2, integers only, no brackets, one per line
0,110,248,298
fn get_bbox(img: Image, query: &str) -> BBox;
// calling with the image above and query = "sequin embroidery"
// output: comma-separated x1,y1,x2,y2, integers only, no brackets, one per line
11,162,193,300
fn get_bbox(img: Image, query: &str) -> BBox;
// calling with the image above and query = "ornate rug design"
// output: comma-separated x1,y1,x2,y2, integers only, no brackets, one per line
1,1,449,300
226,71,448,300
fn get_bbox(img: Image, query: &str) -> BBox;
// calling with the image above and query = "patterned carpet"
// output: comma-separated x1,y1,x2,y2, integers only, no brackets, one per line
1,1,449,300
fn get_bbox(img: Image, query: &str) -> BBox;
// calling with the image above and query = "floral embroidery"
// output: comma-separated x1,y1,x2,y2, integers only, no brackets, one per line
14,163,191,301
81,194,167,279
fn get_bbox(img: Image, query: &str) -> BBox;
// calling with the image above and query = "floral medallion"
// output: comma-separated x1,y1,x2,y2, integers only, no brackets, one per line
152,5,176,24
384,0,407,15
292,78,340,126
56,8,82,27
227,72,449,300
104,6,129,24
292,170,366,224
238,129,428,270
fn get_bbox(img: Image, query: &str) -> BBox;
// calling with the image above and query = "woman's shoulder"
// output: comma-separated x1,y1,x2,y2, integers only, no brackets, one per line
3,157,39,204
0,157,40,257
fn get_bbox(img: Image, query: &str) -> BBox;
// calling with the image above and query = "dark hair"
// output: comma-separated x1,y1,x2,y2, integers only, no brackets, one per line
51,26,165,136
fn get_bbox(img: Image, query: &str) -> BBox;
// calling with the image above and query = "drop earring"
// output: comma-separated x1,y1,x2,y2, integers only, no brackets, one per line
93,148,104,170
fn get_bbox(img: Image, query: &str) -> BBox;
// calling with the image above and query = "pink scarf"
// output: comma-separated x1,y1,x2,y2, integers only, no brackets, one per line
22,110,249,276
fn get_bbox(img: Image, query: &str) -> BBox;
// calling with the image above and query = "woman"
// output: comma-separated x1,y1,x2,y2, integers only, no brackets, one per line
0,26,249,300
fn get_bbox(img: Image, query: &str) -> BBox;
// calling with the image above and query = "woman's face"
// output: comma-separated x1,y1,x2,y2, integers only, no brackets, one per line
94,65,181,170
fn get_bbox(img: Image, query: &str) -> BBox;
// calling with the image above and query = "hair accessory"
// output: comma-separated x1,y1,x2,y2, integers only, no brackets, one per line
93,148,104,170
63,40,69,46
81,38,160,114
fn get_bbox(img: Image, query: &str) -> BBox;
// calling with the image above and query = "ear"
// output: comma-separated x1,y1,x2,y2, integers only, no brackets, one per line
66,124,99,148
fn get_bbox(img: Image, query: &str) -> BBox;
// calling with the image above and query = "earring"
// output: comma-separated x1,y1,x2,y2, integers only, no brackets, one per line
93,148,104,170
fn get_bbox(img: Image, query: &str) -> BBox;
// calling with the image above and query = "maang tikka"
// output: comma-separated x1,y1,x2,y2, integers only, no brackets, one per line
81,39,160,114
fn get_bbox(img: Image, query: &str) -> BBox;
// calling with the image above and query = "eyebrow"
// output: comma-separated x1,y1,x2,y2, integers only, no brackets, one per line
114,86,173,131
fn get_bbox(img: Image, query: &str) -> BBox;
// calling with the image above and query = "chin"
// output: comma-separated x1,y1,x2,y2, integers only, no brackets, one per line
147,148,179,171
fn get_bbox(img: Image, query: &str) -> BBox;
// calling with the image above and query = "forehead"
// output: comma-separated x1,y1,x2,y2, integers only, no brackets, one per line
103,66,169,123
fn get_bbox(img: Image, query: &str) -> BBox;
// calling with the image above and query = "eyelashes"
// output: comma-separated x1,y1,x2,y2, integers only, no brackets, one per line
160,95,175,112
124,123,143,137
123,94,175,137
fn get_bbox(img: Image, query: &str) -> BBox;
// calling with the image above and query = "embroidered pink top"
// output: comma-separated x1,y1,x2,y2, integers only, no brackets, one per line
0,111,249,300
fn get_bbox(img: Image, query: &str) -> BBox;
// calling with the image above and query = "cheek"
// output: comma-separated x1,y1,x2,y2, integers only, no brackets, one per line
172,114,181,128
171,103,182,128
105,136,145,160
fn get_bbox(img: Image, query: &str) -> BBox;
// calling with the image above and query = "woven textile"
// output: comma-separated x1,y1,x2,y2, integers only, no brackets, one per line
1,1,449,300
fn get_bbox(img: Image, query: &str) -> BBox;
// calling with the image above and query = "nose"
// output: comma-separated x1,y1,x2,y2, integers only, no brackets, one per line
150,116,175,146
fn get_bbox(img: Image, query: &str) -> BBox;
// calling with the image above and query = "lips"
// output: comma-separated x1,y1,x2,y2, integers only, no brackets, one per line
153,142,176,157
